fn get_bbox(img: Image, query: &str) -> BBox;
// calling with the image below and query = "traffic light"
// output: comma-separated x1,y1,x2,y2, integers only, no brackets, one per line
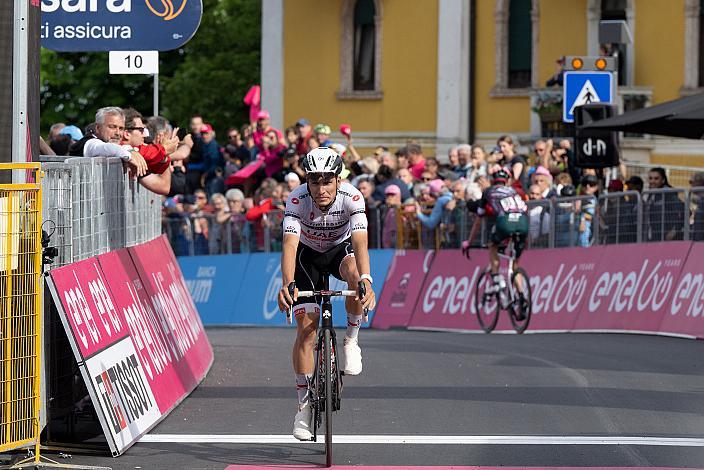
564,56,617,71
574,104,620,168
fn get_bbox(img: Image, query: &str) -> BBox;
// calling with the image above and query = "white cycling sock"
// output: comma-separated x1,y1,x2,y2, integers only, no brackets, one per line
295,373,311,407
345,313,363,341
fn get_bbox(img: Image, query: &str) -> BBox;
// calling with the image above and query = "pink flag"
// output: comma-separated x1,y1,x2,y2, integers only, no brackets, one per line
243,85,261,125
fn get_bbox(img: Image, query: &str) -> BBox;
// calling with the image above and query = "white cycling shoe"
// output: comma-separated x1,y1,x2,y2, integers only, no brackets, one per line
343,337,362,375
292,404,312,441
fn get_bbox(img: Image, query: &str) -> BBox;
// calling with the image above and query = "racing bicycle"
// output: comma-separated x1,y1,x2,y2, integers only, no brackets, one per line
474,233,532,333
287,272,367,467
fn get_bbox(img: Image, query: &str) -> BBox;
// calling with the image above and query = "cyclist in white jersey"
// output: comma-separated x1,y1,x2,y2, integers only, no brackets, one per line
277,146,376,441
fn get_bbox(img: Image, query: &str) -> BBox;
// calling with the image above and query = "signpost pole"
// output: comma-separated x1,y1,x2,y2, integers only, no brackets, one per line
153,72,159,116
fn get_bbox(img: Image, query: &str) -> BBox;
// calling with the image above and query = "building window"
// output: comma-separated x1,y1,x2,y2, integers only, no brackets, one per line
492,0,539,97
508,0,532,88
699,0,704,86
338,0,383,99
600,0,627,86
683,0,700,91
354,0,375,90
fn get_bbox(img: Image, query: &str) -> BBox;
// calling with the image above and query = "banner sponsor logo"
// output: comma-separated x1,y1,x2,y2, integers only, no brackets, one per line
530,263,590,315
41,0,203,52
587,259,676,314
264,260,282,321
670,272,704,318
422,265,482,316
86,338,159,448
185,265,215,304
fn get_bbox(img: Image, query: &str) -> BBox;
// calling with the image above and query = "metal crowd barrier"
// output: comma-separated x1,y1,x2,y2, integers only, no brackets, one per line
0,163,43,463
164,188,704,255
39,156,161,453
41,157,161,267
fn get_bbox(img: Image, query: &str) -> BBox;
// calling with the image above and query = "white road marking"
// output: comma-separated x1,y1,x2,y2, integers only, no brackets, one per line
139,434,704,446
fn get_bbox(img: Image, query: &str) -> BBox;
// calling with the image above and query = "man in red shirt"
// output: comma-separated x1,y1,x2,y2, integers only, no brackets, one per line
252,110,283,153
406,143,426,180
122,108,178,195
295,118,312,156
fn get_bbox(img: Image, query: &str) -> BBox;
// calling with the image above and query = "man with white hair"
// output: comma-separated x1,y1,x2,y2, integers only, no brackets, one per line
453,144,473,178
69,106,147,176
285,172,301,191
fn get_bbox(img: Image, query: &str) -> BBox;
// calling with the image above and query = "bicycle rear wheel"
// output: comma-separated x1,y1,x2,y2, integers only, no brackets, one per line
475,269,500,333
509,267,532,333
323,329,333,467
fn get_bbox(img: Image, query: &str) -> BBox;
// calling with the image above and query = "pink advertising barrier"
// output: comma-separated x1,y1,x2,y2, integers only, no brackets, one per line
406,249,489,332
519,247,606,331
573,241,692,333
373,250,435,329
658,242,704,338
391,242,700,337
47,236,213,455
404,247,606,332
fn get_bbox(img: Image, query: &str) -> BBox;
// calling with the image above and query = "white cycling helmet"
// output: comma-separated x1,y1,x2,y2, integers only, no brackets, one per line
302,146,344,176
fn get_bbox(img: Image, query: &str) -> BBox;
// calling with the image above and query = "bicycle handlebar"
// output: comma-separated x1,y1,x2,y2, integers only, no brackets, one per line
297,290,357,298
285,282,370,323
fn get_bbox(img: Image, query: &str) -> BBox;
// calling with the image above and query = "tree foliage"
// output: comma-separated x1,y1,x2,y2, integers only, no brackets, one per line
40,0,261,138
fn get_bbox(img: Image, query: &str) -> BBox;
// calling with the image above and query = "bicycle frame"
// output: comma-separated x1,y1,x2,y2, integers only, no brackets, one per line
288,273,357,467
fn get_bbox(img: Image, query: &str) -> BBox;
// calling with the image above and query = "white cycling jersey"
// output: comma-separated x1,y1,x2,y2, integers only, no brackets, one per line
282,181,368,251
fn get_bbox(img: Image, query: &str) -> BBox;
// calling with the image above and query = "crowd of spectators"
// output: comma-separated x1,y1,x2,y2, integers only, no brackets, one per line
44,107,704,256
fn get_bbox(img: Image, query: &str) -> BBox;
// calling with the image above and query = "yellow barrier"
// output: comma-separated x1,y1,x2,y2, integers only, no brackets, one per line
0,163,43,463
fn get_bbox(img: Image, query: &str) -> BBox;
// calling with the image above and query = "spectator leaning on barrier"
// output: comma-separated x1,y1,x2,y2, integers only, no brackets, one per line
644,167,684,241
207,193,230,254
415,179,455,230
69,106,148,177
689,172,704,241
578,174,599,247
382,184,402,248
226,188,250,253
527,184,550,245
121,108,177,196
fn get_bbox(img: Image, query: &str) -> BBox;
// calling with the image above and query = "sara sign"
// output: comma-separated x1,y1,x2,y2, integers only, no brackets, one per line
41,0,203,52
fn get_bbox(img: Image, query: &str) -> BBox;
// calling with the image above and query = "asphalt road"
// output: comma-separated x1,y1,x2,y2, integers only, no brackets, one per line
22,328,704,469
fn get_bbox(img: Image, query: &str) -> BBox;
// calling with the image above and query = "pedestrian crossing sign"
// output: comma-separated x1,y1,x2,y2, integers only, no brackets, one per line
563,71,614,123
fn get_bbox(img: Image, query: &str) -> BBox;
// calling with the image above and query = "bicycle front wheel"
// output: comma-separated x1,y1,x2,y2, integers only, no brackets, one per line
324,329,333,467
509,267,532,333
475,269,500,333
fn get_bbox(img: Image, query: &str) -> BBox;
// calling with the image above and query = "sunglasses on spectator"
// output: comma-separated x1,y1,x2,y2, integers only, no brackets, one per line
585,182,598,187
126,126,146,133
228,134,239,140
196,195,207,200
422,177,433,181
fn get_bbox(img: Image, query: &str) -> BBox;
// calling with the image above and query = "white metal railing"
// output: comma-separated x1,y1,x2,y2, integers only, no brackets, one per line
41,156,161,267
